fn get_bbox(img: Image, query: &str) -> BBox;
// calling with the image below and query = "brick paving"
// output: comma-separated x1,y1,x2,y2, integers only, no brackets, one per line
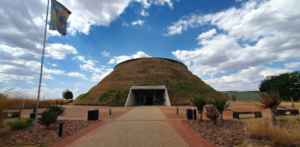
53,106,214,147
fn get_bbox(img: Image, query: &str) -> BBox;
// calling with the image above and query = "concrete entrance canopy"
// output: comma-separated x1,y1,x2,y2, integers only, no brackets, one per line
125,85,171,107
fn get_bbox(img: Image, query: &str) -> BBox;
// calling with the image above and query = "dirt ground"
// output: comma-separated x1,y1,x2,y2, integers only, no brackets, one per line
5,103,296,121
12,106,136,120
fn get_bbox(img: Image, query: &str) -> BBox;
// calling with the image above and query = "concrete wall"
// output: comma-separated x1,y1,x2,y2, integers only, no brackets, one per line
125,85,171,107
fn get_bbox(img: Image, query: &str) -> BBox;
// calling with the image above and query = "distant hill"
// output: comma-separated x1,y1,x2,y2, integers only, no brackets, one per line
73,58,226,105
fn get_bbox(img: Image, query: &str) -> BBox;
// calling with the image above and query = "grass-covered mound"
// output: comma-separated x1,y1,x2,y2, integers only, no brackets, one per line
74,58,226,105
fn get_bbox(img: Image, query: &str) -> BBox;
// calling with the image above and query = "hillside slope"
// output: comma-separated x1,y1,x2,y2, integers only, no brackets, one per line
74,58,226,105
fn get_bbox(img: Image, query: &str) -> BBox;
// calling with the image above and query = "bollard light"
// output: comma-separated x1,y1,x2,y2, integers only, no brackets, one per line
58,118,65,137
176,107,179,115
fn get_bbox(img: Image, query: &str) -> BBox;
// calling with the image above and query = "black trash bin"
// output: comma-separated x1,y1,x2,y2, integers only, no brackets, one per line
88,109,99,120
186,109,197,120
30,113,35,119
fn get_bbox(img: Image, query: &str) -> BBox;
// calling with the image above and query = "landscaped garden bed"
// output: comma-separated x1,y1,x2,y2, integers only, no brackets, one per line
182,119,245,147
1,119,100,146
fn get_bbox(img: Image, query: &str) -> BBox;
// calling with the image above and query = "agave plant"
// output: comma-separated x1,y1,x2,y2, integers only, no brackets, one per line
258,91,282,126
205,107,219,125
191,95,207,121
38,110,58,128
47,105,65,116
210,98,230,121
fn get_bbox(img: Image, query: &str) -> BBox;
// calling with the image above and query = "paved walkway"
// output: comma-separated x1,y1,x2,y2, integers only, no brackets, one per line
52,106,214,147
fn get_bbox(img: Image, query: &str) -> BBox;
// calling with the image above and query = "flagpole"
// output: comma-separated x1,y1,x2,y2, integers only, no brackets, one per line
34,0,50,135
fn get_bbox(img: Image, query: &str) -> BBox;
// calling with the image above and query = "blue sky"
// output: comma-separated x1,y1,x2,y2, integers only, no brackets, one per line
0,0,300,99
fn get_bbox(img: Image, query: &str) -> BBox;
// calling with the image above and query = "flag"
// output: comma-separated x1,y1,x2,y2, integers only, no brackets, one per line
49,0,71,35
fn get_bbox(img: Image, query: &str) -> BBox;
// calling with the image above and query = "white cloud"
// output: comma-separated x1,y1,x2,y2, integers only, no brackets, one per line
44,68,65,75
45,44,77,60
134,0,173,9
131,20,145,25
52,64,57,67
43,74,54,80
108,51,151,64
80,60,102,73
204,66,291,91
122,22,129,26
74,56,87,63
197,29,216,39
90,69,113,82
141,9,149,16
101,50,110,57
132,51,151,58
168,0,300,78
73,82,85,87
284,62,300,68
67,72,88,80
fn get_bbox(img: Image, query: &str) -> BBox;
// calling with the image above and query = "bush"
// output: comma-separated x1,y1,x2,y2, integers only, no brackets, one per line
8,118,35,130
25,118,34,124
48,105,65,116
38,110,58,128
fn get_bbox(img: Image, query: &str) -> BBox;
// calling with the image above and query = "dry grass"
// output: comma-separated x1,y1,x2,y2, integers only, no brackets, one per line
242,115,300,147
0,83,70,121
230,100,300,108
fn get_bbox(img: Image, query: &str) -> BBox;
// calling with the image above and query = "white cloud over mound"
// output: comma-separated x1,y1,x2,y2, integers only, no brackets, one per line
108,51,151,64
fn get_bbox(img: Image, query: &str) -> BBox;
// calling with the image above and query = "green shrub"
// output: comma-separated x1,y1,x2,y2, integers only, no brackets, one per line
25,118,34,124
48,105,65,116
38,110,58,128
9,120,29,130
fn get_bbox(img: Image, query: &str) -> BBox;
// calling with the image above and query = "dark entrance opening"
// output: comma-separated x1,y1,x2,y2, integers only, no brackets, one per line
145,96,153,105
133,90,164,105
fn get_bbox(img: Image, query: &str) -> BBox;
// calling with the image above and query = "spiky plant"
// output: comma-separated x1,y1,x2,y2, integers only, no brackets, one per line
258,91,282,126
38,110,58,128
47,105,65,116
205,107,219,125
191,95,207,121
211,98,230,121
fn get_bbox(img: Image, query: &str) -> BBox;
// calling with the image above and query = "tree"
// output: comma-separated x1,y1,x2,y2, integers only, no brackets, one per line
191,95,207,121
258,91,282,126
62,89,73,100
210,98,230,121
259,71,300,101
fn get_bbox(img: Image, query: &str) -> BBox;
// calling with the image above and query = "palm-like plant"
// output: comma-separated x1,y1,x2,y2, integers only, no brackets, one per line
191,95,207,121
211,98,230,121
38,110,58,128
205,107,219,125
258,91,282,126
47,105,65,116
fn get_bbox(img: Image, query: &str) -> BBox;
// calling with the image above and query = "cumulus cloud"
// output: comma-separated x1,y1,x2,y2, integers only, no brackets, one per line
141,9,149,16
204,66,291,91
197,29,216,39
80,60,102,73
284,62,300,68
131,20,145,25
90,69,114,82
67,72,88,80
52,64,57,67
108,51,151,64
166,0,300,90
134,0,173,9
101,50,110,57
43,74,54,80
45,44,77,60
169,0,300,75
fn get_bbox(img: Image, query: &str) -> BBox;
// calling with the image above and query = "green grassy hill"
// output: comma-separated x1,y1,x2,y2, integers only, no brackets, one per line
73,58,226,105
